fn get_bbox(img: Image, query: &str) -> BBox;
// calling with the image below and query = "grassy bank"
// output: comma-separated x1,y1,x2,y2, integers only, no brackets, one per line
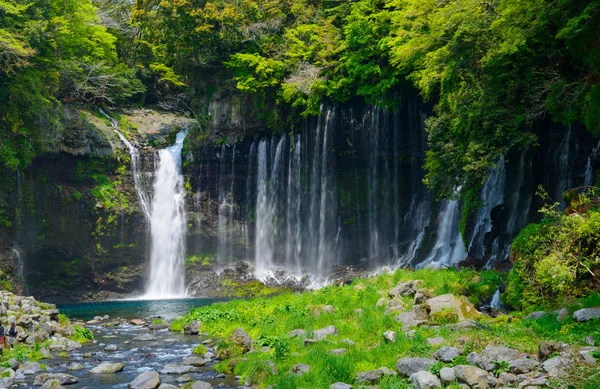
172,268,600,388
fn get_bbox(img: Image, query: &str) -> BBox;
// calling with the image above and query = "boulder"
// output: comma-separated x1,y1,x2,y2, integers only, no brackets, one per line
508,358,539,374
355,369,384,384
572,308,600,322
314,325,338,340
394,311,427,331
129,371,161,389
65,363,83,371
90,362,125,374
556,308,569,322
288,329,307,338
425,294,479,321
414,289,433,304
33,373,79,386
525,311,546,320
453,365,489,388
376,298,389,307
20,362,42,374
383,330,397,343
181,357,205,367
330,383,353,389
291,363,310,376
541,356,570,377
538,342,568,360
160,364,199,374
466,352,494,371
384,299,405,315
189,381,212,389
157,385,177,389
439,367,456,385
480,345,521,364
434,346,461,362
130,319,146,326
426,336,445,346
329,348,347,356
230,328,252,352
396,358,436,377
134,334,157,341
40,379,64,389
104,344,119,352
176,374,193,383
410,371,441,389
184,320,201,335
497,372,516,386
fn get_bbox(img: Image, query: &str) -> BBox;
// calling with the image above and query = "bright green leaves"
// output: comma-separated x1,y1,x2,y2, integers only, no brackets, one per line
226,53,286,93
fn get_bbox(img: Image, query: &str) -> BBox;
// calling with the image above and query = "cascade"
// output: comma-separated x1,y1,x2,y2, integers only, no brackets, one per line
10,247,26,293
584,140,600,186
98,109,151,218
551,126,573,209
145,130,188,298
468,158,506,258
490,288,502,310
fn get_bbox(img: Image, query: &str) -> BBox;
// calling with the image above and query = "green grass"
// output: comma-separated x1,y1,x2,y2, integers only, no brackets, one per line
171,268,599,389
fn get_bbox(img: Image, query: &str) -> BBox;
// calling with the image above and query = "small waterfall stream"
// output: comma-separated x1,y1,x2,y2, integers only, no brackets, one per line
584,140,600,186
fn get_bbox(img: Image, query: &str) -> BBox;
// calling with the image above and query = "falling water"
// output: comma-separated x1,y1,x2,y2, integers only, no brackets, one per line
98,109,152,218
490,288,502,310
584,140,600,186
285,136,303,277
418,199,466,268
468,158,506,258
10,247,26,293
145,131,188,298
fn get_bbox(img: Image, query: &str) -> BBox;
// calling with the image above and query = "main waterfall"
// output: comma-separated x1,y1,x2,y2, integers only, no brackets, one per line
145,131,189,298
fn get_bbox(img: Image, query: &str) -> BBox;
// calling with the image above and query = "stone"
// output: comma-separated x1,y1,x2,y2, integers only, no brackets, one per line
134,333,157,341
329,348,347,356
33,373,79,386
579,348,598,364
130,319,146,326
585,336,595,346
354,308,364,316
189,381,212,389
497,372,516,386
291,363,310,376
376,298,389,307
383,330,397,343
288,329,307,338
556,308,569,322
157,385,177,389
538,342,568,360
426,294,479,321
90,362,125,374
149,322,168,330
230,328,252,352
330,383,353,389
426,336,445,346
466,352,494,371
508,358,539,374
63,341,82,350
480,345,521,364
453,365,489,388
66,363,83,371
384,299,405,315
129,371,161,389
572,308,600,322
160,364,199,374
410,371,442,389
20,362,42,374
541,356,570,377
104,344,119,351
439,367,456,384
182,356,206,366
394,311,427,331
525,311,546,320
314,325,337,340
434,346,461,362
303,338,317,346
341,338,356,346
323,305,335,313
356,369,384,384
40,379,65,389
184,320,201,335
396,358,436,377
176,374,193,383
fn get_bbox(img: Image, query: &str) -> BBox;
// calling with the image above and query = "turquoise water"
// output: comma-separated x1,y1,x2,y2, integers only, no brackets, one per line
59,297,227,321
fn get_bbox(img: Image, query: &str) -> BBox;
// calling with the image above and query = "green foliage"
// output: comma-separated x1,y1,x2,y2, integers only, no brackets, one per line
58,314,71,327
72,325,94,343
193,344,207,355
507,190,600,310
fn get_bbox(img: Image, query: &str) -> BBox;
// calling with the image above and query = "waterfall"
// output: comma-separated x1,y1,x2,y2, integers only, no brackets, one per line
418,199,466,269
584,140,600,186
490,288,502,310
10,247,26,293
285,136,303,277
98,109,151,218
145,131,188,298
468,158,506,258
553,127,572,209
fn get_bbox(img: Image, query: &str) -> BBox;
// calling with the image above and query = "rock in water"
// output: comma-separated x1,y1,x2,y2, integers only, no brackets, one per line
181,356,205,367
90,362,125,374
190,381,212,389
40,379,65,389
129,371,160,389
134,333,157,341
33,373,79,386
160,364,199,374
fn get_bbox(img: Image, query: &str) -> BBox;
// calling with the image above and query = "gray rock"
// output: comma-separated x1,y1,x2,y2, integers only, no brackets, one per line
541,356,570,377
396,358,436,377
314,325,337,341
394,311,427,331
410,371,441,389
65,363,83,371
466,352,494,371
426,336,445,346
356,369,384,384
439,367,456,384
525,311,546,320
129,371,161,389
189,381,212,389
160,364,199,374
556,308,569,322
538,342,568,360
182,357,205,366
329,348,347,356
20,362,42,374
323,305,335,314
33,373,79,385
497,372,516,386
383,330,397,343
40,379,65,389
230,328,252,352
157,385,177,389
434,346,461,362
579,348,598,364
134,333,157,341
104,344,119,352
414,289,433,304
303,338,316,346
480,345,521,364
176,374,193,383
585,336,595,346
508,358,539,374
90,362,125,374
572,308,600,322
354,308,364,316
341,338,356,346
288,329,307,338
376,298,389,307
291,363,310,376
330,383,353,389
453,365,489,388
184,320,201,335
426,294,479,321
64,341,82,350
